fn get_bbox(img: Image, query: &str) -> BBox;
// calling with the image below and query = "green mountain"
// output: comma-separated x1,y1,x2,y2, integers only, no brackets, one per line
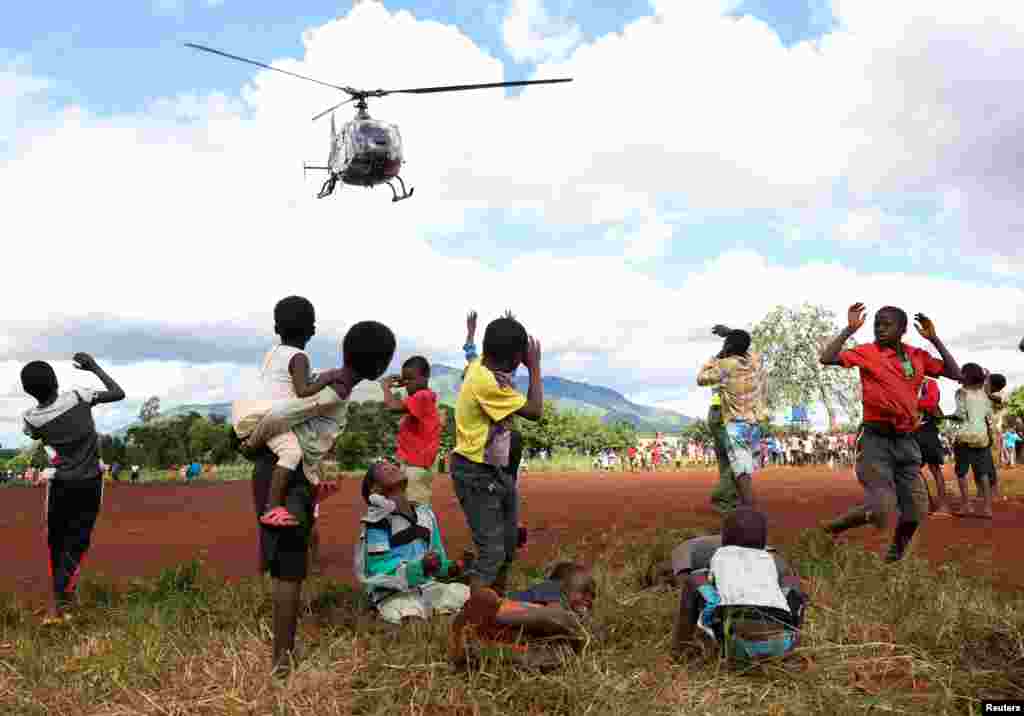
110,365,693,436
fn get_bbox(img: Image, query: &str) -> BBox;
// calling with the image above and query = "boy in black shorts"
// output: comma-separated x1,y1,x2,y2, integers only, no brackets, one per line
986,373,1006,500
914,377,950,516
21,353,126,624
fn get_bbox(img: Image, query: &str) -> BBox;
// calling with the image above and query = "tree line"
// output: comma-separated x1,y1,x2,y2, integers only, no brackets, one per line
3,398,642,473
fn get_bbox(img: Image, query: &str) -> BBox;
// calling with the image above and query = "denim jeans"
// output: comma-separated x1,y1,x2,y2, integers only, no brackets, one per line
450,453,518,585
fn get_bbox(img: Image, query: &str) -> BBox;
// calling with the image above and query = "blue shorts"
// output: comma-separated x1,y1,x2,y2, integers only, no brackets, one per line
725,420,761,476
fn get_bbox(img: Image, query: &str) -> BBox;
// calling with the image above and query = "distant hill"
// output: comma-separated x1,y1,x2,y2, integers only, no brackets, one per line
110,365,693,436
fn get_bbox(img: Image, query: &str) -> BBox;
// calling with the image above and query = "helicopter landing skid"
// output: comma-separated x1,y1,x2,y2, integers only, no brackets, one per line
316,175,338,199
386,176,414,202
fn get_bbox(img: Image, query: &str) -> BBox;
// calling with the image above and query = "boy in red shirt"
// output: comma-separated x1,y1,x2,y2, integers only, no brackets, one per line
381,356,442,504
819,303,960,562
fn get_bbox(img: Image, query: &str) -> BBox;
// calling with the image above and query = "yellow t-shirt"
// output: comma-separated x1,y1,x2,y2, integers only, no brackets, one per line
454,359,527,463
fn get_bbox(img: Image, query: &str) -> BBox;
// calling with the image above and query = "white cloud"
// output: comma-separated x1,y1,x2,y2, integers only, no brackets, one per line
502,0,583,64
835,209,883,244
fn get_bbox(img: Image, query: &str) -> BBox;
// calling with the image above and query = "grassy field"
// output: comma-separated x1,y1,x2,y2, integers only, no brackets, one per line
1,522,1021,715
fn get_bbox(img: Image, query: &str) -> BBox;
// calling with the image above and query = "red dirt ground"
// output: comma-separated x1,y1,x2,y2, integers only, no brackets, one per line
2,466,1022,605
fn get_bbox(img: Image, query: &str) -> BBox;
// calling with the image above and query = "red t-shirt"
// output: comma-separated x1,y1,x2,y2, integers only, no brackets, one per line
396,389,441,468
838,342,944,433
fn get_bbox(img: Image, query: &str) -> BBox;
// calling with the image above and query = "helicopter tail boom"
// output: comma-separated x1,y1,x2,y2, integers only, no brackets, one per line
303,163,331,178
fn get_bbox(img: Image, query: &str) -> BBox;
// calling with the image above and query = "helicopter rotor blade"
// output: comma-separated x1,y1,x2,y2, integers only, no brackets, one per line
378,78,572,96
184,43,354,94
312,97,357,122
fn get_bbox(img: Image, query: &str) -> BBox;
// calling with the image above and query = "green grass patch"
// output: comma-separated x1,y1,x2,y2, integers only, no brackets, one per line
2,528,1023,714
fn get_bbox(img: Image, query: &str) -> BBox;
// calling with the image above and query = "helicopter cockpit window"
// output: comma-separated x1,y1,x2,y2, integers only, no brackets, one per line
346,122,402,159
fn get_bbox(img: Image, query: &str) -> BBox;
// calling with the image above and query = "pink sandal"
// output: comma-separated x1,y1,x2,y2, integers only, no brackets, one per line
260,507,299,527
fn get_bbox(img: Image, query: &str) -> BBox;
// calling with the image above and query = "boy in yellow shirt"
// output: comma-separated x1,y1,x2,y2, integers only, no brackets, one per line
450,312,543,603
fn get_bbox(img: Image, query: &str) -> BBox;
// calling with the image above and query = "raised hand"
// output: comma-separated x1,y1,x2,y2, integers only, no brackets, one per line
525,336,542,372
72,352,98,372
847,303,866,333
466,311,478,339
914,313,937,342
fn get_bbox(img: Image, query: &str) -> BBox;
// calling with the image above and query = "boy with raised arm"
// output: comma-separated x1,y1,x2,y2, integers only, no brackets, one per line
820,304,960,562
447,312,543,655
379,355,442,504
21,353,126,624
697,329,768,508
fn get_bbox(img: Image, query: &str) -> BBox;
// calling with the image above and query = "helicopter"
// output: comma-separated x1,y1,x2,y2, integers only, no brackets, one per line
185,43,572,202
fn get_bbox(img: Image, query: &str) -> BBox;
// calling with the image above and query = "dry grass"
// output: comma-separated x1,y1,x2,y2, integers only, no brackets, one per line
1,523,1023,715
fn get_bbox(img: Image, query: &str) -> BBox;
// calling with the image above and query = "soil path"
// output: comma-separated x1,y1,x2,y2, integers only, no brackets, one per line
2,467,1021,604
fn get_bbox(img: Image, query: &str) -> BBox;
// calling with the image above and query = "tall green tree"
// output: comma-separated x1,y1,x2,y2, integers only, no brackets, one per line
749,303,862,431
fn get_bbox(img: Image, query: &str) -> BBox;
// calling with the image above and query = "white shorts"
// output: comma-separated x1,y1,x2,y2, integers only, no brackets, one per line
376,582,470,624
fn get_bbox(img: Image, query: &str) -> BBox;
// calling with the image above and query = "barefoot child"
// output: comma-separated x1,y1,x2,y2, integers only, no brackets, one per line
448,562,596,666
914,377,951,515
379,355,442,504
949,363,996,518
21,353,126,623
820,304,960,562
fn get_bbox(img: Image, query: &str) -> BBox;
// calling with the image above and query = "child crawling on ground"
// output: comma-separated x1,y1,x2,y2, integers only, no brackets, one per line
447,560,597,668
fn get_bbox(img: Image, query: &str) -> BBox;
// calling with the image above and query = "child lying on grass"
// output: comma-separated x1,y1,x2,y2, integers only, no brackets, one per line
447,561,597,669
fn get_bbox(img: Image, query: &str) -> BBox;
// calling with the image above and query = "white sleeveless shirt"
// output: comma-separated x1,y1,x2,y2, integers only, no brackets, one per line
261,345,306,400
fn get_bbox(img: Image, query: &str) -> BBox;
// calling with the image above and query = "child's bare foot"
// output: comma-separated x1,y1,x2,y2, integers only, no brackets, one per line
260,507,299,527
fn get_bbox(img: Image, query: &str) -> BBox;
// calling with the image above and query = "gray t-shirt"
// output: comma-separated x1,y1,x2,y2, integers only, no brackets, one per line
23,388,101,481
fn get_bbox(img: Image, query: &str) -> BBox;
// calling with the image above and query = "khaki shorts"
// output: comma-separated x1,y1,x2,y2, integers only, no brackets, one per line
856,428,928,525
401,463,434,504
376,582,470,624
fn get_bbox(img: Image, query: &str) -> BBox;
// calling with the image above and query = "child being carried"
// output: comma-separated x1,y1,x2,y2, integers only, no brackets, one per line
232,297,396,527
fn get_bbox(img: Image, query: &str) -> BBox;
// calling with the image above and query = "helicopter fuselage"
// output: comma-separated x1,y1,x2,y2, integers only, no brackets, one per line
317,116,412,200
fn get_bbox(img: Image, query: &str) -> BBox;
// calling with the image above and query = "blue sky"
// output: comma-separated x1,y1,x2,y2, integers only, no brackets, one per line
5,1,833,114
3,0,1023,448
